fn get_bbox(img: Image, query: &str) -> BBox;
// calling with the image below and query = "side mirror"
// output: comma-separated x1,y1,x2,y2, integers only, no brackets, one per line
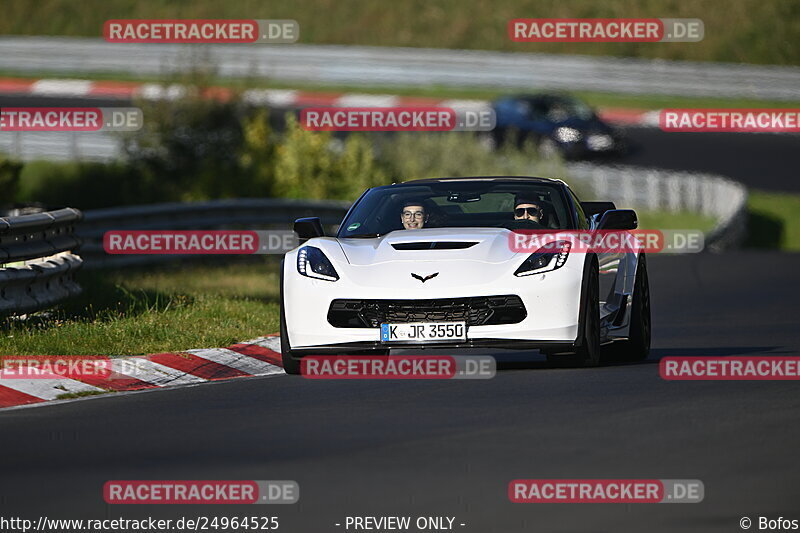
597,209,638,231
294,217,324,244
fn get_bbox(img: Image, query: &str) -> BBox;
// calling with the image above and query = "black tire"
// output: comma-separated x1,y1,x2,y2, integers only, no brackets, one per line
279,262,302,375
547,259,601,367
574,264,601,367
618,254,651,361
279,301,302,375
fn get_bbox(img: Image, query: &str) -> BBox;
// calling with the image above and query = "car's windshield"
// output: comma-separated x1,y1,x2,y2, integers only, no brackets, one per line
529,96,594,122
338,180,573,237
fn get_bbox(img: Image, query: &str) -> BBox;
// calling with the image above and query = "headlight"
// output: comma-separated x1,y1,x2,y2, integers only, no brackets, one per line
514,241,571,276
587,133,613,151
554,126,582,143
297,246,339,281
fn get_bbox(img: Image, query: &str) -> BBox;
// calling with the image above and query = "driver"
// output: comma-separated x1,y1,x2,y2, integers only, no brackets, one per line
401,201,428,230
513,195,543,224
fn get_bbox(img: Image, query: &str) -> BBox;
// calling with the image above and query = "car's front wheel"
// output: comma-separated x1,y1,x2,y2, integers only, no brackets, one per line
279,262,302,375
547,260,600,367
279,303,302,375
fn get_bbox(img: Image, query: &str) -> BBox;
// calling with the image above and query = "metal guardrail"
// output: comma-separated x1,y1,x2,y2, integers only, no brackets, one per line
0,131,121,163
0,200,352,314
566,162,748,251
1,37,799,100
78,198,351,268
0,208,84,315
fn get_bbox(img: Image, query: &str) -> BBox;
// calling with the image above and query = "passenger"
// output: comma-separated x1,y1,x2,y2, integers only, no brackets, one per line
513,195,544,224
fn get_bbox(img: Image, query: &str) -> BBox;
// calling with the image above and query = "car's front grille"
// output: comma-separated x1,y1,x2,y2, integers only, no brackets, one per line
327,295,527,328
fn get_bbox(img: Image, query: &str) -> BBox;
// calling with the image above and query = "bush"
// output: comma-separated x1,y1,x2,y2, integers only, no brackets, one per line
0,157,23,207
377,131,564,183
272,116,387,200
123,94,251,201
18,160,166,209
238,108,277,197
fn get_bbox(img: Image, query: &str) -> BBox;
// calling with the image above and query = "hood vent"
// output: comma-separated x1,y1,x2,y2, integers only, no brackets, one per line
391,241,478,251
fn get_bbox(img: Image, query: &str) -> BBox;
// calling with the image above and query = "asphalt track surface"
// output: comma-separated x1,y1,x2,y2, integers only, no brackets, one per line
621,127,800,192
1,251,799,532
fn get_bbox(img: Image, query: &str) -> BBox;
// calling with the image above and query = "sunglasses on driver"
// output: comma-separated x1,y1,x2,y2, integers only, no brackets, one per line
514,207,542,217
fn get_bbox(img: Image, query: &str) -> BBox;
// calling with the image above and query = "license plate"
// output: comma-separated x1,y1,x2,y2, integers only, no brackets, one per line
380,322,467,343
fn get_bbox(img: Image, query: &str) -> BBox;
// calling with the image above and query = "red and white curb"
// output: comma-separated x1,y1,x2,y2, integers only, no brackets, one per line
0,76,659,128
0,335,284,410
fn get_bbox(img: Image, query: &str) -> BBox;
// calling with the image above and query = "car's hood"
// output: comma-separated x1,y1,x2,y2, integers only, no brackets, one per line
337,228,519,266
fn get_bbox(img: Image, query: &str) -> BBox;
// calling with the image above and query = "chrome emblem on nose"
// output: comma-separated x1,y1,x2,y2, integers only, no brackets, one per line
411,272,439,283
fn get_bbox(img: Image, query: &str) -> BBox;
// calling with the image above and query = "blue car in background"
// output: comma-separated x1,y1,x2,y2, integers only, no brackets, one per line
491,93,627,159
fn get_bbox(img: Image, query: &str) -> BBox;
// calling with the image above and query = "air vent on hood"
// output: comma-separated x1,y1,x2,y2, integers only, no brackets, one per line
391,241,478,250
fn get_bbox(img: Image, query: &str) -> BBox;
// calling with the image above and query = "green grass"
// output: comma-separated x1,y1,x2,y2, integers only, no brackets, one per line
637,210,717,232
745,190,800,250
4,69,800,111
0,261,281,356
56,390,110,400
1,0,798,65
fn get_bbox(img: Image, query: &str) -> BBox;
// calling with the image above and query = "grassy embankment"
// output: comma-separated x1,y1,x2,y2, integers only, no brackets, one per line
0,261,280,356
1,0,797,65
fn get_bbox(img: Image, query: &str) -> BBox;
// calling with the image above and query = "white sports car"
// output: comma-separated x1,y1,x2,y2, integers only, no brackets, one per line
280,176,650,374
